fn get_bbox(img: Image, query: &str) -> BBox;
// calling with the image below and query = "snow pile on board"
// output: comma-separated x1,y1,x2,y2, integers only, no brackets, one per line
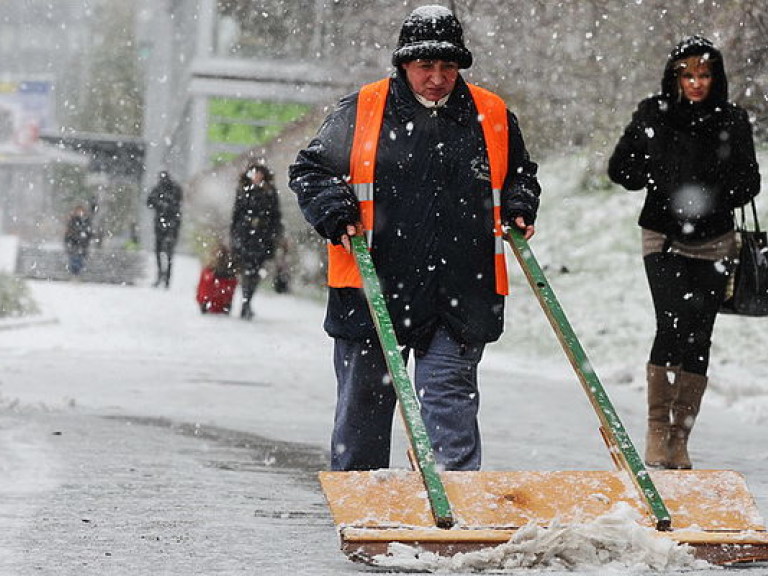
371,503,708,572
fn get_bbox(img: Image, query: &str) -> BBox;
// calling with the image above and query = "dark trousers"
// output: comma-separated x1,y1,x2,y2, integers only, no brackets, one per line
154,231,178,287
644,252,728,375
67,251,87,275
239,268,262,303
331,325,485,472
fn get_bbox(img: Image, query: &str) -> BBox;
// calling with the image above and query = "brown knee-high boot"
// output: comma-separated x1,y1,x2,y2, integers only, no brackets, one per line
668,370,708,469
644,363,678,468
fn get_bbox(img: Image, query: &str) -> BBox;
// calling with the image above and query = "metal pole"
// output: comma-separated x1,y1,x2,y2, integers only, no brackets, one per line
138,0,175,249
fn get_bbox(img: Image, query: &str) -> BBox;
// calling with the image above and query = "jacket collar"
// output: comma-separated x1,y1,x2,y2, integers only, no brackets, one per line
390,71,473,126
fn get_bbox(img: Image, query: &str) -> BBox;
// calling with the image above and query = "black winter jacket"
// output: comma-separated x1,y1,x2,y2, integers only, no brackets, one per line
230,179,283,270
64,211,92,256
290,72,541,347
147,175,183,235
609,39,760,242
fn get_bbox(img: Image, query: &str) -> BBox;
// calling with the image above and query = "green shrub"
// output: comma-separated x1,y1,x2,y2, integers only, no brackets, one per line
0,273,39,318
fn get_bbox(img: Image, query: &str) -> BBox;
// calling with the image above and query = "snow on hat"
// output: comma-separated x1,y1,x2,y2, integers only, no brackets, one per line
392,5,473,69
669,35,717,62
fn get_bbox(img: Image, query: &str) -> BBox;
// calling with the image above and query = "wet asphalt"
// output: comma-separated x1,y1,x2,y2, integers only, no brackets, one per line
0,410,359,576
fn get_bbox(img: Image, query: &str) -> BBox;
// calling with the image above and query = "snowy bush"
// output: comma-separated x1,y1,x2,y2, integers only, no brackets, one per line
0,273,39,318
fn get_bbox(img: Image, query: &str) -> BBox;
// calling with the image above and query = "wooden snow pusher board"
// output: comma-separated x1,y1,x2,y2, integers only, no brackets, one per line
317,231,768,566
320,469,768,565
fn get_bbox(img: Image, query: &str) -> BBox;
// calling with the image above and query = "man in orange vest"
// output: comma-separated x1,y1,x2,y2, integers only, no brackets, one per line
290,5,541,471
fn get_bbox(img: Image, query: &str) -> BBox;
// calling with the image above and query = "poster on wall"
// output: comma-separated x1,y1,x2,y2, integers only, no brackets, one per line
0,80,54,152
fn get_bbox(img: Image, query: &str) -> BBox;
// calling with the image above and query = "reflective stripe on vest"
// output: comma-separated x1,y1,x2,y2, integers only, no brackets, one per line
467,83,510,296
327,78,510,295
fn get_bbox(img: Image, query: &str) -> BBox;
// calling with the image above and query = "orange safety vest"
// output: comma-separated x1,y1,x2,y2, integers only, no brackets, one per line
327,77,510,295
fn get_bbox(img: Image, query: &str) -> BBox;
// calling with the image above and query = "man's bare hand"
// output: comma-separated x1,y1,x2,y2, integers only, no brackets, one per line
514,216,535,240
340,224,361,253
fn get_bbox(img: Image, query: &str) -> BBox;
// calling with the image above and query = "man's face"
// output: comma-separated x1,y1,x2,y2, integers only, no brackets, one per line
402,59,459,102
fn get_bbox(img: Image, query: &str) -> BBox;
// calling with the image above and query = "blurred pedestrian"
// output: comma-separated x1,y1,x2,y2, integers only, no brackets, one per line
147,171,183,288
63,204,93,276
272,236,293,294
608,36,761,469
230,163,283,320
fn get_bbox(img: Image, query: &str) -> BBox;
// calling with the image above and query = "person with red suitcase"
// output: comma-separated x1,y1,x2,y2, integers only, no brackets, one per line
196,244,238,314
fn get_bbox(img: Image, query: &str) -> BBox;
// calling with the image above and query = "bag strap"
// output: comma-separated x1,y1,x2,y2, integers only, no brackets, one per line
734,199,761,233
749,198,761,234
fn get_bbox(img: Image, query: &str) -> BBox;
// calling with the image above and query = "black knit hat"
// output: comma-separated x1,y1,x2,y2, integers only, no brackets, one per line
392,5,473,69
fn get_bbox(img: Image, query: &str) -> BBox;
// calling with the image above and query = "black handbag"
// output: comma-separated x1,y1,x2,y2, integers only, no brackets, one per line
720,199,768,316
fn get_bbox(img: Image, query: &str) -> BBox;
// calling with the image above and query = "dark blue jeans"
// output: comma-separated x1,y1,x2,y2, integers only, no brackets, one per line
331,325,485,471
67,253,86,275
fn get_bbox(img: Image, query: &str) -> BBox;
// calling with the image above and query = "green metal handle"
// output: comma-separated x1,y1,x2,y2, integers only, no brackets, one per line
351,235,454,528
505,228,671,531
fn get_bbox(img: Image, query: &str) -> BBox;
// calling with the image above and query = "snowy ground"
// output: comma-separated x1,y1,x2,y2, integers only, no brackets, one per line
0,154,767,574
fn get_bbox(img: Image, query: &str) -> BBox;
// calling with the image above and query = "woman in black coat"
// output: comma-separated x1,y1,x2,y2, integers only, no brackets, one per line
230,164,283,319
609,36,760,470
